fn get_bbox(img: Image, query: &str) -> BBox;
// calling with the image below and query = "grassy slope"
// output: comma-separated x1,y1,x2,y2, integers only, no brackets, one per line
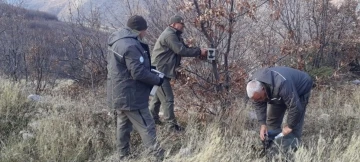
0,78,359,162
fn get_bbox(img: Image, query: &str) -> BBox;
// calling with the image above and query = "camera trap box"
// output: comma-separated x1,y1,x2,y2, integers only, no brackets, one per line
207,48,216,61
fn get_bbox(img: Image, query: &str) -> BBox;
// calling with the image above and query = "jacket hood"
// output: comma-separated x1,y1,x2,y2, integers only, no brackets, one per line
251,68,274,85
108,28,139,46
250,68,281,99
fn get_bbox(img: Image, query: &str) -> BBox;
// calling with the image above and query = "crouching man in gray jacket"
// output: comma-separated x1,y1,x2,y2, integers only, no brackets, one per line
246,66,313,152
107,15,164,160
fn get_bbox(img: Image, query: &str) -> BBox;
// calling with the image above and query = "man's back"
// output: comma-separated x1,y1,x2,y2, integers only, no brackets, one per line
107,27,159,111
151,27,180,79
151,27,176,62
268,66,312,96
151,26,200,79
251,66,312,97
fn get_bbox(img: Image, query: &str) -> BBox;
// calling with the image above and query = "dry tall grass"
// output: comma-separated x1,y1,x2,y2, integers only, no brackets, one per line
0,78,359,162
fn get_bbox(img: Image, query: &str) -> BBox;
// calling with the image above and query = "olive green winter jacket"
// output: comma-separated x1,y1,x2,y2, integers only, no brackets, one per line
151,27,201,79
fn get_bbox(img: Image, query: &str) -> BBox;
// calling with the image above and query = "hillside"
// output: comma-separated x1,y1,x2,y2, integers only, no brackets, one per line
7,0,68,16
0,3,108,92
0,74,360,161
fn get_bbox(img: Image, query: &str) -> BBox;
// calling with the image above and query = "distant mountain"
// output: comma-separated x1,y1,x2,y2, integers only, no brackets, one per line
24,0,68,17
6,0,131,25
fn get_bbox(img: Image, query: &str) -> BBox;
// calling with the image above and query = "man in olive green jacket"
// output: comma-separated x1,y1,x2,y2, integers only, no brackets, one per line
149,15,207,132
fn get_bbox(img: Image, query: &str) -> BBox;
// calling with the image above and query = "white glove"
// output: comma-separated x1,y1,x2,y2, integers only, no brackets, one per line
275,133,284,139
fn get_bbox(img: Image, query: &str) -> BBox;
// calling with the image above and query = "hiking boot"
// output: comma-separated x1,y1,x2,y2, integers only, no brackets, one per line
144,147,166,162
154,119,163,125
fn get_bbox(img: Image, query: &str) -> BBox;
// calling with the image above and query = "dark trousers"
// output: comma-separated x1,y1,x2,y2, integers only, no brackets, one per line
267,92,311,150
149,78,177,126
116,108,159,157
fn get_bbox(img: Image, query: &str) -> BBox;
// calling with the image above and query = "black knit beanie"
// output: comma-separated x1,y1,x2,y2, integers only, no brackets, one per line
127,15,148,31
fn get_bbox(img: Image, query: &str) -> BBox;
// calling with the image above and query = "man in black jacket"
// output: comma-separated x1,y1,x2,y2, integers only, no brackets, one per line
107,15,164,160
246,66,313,151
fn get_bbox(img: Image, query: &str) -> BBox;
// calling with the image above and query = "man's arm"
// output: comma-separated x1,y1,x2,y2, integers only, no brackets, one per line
165,34,201,57
124,45,162,86
279,81,303,129
253,101,268,141
253,101,267,126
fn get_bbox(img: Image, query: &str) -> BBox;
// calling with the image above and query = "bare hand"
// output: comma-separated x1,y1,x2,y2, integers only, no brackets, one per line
282,126,292,136
260,125,267,141
200,48,207,57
